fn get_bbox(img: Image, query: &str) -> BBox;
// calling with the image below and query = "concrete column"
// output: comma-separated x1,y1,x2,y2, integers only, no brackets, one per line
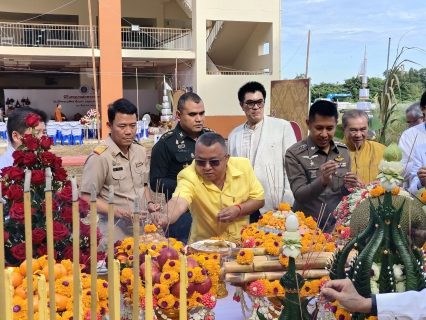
98,0,123,139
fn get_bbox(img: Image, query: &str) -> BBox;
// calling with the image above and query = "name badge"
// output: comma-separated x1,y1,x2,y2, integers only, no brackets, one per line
136,162,143,168
113,167,123,172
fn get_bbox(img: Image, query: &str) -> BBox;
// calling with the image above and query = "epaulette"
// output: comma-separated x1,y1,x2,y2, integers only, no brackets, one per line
161,131,175,140
335,141,349,149
203,127,215,132
93,145,108,155
293,143,308,152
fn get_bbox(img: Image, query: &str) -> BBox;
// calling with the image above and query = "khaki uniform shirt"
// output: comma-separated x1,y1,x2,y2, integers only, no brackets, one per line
81,135,149,250
285,136,351,228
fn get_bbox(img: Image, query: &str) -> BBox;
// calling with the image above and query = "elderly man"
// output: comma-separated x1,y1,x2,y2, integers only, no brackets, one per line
405,101,424,128
0,107,47,171
399,91,426,181
81,98,160,251
228,81,296,219
285,100,358,232
153,132,265,243
340,109,386,184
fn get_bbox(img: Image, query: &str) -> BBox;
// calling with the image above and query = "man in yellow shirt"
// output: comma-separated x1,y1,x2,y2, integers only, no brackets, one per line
341,109,386,184
153,132,265,243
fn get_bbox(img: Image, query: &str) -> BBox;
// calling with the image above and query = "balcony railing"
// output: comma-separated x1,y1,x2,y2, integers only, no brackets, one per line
121,27,192,51
0,22,97,48
207,70,272,75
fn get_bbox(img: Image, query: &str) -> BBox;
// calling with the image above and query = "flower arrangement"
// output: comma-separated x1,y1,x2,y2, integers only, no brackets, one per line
115,237,219,320
9,256,108,319
328,144,426,319
236,249,254,265
79,109,99,128
20,98,31,106
1,113,102,267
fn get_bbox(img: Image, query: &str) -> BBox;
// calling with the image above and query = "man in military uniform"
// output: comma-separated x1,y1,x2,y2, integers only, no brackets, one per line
81,98,160,252
150,92,211,243
285,100,358,232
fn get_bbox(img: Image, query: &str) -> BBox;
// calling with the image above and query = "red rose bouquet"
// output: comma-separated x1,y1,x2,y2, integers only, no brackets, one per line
1,113,103,267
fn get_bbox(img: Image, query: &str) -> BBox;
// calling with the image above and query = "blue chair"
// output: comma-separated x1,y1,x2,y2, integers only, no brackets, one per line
46,124,58,146
61,125,72,145
0,122,7,140
71,125,83,145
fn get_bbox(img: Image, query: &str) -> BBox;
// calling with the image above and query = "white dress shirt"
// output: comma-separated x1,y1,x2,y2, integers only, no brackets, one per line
398,122,426,181
241,120,263,165
0,144,15,172
409,143,426,194
377,288,426,319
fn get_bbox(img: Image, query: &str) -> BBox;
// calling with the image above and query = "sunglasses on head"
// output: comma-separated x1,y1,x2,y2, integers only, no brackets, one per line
195,154,227,167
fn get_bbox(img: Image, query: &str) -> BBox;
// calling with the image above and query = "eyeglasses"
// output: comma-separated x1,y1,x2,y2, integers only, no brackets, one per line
195,154,227,167
244,99,265,109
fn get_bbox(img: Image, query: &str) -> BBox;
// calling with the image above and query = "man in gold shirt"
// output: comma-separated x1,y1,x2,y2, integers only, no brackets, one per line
153,132,265,243
341,109,386,184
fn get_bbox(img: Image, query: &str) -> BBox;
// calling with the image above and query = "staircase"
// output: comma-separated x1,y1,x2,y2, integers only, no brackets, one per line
176,0,192,17
206,20,224,53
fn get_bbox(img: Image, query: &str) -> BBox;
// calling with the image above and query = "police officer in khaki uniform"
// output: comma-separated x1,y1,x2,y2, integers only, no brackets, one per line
150,92,212,243
81,98,160,251
285,100,358,232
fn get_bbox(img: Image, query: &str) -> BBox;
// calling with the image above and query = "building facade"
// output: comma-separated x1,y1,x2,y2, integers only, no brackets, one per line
0,0,280,137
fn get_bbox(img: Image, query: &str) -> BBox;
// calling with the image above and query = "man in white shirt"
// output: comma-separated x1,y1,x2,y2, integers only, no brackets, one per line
228,81,296,222
320,278,426,320
398,91,426,181
0,107,47,172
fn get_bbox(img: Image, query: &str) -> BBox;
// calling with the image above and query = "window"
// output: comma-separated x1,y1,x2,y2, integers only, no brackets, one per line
258,42,270,56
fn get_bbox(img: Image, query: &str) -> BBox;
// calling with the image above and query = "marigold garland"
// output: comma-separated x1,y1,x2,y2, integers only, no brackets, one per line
162,259,181,273
391,187,400,195
370,185,386,197
304,216,317,229
264,240,281,256
158,294,175,309
279,253,290,267
55,277,73,297
236,249,254,265
144,223,157,233
278,202,291,211
160,271,179,287
153,283,170,299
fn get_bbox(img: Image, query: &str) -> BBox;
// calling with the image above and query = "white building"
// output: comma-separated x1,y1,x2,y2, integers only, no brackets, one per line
0,0,280,137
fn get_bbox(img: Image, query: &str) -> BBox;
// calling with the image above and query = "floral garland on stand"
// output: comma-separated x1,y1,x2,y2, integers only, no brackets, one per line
115,228,219,320
1,113,103,268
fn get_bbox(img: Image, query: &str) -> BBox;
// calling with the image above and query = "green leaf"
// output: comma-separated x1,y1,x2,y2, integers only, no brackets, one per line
390,115,407,124
369,117,384,130
334,124,344,140
155,104,163,111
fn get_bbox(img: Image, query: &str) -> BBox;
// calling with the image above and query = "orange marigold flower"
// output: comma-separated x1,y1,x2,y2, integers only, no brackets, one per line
278,203,291,211
391,187,400,195
421,191,426,203
370,185,385,198
236,249,254,265
279,253,289,267
304,216,317,230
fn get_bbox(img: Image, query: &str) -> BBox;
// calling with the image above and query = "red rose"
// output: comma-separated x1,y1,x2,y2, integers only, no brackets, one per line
97,227,102,241
11,243,27,261
41,199,59,213
9,202,31,222
40,151,56,166
53,167,68,182
36,244,57,259
1,166,12,179
22,134,40,151
8,167,25,181
52,156,62,168
56,186,73,203
23,152,38,167
31,170,45,185
61,205,73,223
80,222,91,238
40,136,53,150
24,113,41,127
12,151,25,165
32,228,46,244
53,221,70,240
6,184,24,201
62,245,74,260
78,197,90,213
4,231,9,242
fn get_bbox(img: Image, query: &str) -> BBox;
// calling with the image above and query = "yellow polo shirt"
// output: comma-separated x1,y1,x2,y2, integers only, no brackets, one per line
173,157,264,243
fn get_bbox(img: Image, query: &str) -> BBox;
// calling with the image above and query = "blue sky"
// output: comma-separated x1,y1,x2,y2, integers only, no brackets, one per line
281,0,426,84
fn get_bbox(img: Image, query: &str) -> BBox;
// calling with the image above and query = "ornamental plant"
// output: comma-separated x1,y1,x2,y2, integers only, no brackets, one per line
1,113,103,267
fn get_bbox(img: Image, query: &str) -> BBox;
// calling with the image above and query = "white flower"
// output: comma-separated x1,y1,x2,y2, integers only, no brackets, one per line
396,281,406,292
380,178,401,192
393,264,406,282
378,160,403,174
371,263,380,281
370,280,380,294
283,246,300,258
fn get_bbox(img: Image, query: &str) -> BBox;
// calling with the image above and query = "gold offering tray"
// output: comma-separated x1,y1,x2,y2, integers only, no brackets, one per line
189,239,236,254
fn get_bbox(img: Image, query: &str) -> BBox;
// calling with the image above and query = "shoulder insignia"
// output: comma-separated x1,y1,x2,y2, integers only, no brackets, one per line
336,141,349,149
203,127,215,132
161,131,175,140
93,145,108,155
293,144,307,151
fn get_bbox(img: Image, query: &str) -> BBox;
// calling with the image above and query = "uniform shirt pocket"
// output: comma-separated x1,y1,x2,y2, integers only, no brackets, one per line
112,169,127,180
176,154,193,167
